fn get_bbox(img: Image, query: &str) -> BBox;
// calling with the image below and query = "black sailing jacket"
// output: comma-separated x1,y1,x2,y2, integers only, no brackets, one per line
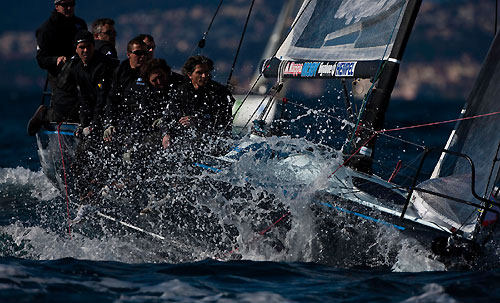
104,59,146,128
36,11,87,78
174,80,235,135
94,40,119,67
75,51,115,128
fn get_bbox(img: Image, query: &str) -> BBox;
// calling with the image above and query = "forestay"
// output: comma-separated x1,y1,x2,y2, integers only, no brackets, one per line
275,0,408,62
412,31,500,235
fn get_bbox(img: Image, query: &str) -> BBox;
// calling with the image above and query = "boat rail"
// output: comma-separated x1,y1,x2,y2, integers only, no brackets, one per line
401,148,500,240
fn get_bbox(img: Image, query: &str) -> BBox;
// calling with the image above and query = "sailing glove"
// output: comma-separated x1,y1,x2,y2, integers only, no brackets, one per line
152,118,163,129
103,126,116,140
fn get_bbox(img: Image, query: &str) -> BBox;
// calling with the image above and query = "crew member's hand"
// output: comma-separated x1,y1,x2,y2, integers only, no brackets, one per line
103,126,116,141
56,56,67,66
152,118,162,129
83,126,92,137
179,116,191,127
162,134,171,149
75,126,92,138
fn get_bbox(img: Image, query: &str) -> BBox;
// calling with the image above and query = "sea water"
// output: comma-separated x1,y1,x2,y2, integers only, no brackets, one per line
1,91,500,302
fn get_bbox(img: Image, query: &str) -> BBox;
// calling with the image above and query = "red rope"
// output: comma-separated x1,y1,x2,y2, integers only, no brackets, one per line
328,110,500,179
388,160,402,183
328,133,377,179
259,211,291,235
57,123,72,238
381,110,500,133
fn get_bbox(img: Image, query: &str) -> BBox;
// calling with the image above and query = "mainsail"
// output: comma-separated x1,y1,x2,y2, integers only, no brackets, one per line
276,0,408,62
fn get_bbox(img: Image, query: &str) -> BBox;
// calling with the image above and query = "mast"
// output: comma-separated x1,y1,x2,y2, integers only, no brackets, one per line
344,0,422,174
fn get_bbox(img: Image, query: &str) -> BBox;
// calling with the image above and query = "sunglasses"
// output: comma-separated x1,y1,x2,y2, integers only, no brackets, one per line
57,1,75,8
131,50,148,56
101,30,117,36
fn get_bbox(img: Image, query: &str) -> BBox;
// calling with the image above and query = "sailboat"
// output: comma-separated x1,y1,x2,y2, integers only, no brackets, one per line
34,0,500,266
225,0,500,265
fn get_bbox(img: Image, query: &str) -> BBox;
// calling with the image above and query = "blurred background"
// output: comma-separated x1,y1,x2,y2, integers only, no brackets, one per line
0,0,495,99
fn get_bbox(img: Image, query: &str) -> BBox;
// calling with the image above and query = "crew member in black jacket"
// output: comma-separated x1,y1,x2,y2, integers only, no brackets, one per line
27,30,106,136
91,18,119,66
103,38,149,141
70,30,115,202
73,30,115,133
160,55,234,149
36,0,87,91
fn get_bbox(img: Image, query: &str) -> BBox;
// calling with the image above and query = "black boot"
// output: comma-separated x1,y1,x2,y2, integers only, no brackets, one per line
27,105,48,136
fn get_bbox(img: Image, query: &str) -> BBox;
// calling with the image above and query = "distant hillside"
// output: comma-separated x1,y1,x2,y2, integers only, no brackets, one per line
394,0,495,100
0,0,495,100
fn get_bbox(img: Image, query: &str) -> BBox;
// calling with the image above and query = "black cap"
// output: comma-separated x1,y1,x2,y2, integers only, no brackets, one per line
74,30,94,47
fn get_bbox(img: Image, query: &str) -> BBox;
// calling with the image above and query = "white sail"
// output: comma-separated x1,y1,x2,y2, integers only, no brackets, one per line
275,0,408,61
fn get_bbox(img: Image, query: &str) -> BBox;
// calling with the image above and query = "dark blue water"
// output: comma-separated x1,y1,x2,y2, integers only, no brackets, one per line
1,91,499,302
1,257,499,303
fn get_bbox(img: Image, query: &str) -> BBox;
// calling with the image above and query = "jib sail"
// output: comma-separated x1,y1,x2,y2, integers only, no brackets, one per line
412,31,500,235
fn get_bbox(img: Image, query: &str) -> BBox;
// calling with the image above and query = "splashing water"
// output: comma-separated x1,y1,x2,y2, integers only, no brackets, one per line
0,135,486,271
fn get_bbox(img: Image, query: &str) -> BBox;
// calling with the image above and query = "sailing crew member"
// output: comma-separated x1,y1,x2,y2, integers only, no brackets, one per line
102,38,149,142
134,33,187,88
91,18,119,66
140,58,180,124
134,34,156,59
36,0,87,91
70,30,115,203
27,40,84,136
161,55,234,149
73,30,115,134
139,58,187,148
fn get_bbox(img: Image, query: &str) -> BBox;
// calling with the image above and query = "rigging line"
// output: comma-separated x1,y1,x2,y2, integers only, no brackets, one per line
496,0,498,36
189,0,224,56
226,0,256,88
259,84,285,122
329,110,500,180
380,110,500,133
483,140,500,198
347,2,406,147
328,108,500,179
68,201,167,241
261,97,277,122
374,151,430,180
96,210,166,241
455,209,479,236
377,131,426,149
237,84,281,135
286,98,427,149
229,0,315,126
199,0,224,49
259,211,291,235
57,123,72,239
328,133,378,179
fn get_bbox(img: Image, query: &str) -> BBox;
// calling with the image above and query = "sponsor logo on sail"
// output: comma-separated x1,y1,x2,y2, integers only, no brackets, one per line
317,62,337,77
283,62,304,77
301,62,321,77
335,62,356,77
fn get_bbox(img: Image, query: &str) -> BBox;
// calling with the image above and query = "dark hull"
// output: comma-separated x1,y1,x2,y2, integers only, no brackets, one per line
34,123,481,267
